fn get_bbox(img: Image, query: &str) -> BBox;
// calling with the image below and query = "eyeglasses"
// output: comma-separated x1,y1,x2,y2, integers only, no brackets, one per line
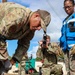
63,6,73,10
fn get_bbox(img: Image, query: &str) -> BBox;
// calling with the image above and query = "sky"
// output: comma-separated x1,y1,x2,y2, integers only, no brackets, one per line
0,0,71,58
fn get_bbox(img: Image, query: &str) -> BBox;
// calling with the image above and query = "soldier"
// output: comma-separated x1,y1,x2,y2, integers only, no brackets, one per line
36,35,63,75
0,2,51,74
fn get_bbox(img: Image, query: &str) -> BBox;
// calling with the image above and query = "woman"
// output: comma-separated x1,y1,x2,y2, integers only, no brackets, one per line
60,0,75,75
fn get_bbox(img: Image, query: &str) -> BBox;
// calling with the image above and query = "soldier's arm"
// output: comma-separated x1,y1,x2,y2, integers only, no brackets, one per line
46,45,55,54
12,31,34,63
47,43,63,56
1,3,30,36
51,43,63,56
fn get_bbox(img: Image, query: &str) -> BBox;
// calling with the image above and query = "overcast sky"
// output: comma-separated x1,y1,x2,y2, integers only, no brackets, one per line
0,0,71,58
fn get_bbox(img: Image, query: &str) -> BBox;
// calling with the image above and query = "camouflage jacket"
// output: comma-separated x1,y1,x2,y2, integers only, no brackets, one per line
0,2,34,40
47,42,63,56
0,2,35,61
36,42,63,65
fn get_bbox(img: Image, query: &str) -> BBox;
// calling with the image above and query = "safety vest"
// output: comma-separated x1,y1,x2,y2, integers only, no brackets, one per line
60,13,75,51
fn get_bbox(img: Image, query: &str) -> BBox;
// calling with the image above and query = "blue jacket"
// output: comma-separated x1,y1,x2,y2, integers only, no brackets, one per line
60,13,75,51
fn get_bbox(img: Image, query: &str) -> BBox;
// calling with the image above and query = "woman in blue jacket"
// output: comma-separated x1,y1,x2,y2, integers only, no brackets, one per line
60,0,75,75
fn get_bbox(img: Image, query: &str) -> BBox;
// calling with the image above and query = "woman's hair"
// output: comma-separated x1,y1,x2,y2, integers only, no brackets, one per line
64,0,74,6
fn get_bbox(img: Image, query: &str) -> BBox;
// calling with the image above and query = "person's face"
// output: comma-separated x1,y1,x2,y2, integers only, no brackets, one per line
30,12,42,31
64,0,74,15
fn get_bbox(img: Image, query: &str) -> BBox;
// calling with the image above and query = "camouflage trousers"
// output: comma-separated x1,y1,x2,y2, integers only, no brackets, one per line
0,40,9,60
41,64,63,75
18,60,26,75
0,40,9,74
19,65,26,75
64,50,75,75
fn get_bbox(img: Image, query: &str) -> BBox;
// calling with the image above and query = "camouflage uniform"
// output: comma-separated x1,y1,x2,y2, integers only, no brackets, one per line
0,40,8,60
0,2,34,62
19,53,28,75
36,42,63,75
0,2,51,74
63,45,75,75
0,40,9,74
36,46,43,59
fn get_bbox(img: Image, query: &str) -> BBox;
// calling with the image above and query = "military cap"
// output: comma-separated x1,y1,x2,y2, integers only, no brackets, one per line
37,9,51,32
